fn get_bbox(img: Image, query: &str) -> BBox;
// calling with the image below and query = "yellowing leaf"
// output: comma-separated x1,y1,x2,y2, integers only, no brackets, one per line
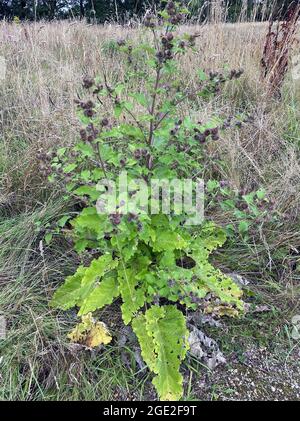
204,304,240,317
86,323,112,347
68,313,112,348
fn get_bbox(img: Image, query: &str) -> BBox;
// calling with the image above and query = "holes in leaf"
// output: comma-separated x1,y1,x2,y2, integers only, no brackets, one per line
176,255,196,269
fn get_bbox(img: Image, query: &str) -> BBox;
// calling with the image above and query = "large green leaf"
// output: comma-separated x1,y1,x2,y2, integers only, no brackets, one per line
118,267,146,325
50,265,87,310
72,207,108,235
50,254,118,311
192,222,226,257
78,275,119,316
133,305,189,401
151,231,187,252
80,254,117,288
132,314,157,372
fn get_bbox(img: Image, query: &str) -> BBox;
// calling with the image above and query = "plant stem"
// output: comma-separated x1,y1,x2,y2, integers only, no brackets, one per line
148,65,162,147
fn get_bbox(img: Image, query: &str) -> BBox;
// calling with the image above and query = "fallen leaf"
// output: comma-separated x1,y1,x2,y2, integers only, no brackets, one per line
204,304,239,317
188,325,226,370
68,313,112,348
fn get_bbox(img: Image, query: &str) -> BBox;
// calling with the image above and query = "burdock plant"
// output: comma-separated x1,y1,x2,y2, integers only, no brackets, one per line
49,2,244,400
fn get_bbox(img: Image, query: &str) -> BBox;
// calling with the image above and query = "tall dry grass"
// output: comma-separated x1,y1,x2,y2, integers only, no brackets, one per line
0,19,299,209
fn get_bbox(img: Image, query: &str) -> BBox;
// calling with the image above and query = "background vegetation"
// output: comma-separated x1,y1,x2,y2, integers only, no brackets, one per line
0,0,296,22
